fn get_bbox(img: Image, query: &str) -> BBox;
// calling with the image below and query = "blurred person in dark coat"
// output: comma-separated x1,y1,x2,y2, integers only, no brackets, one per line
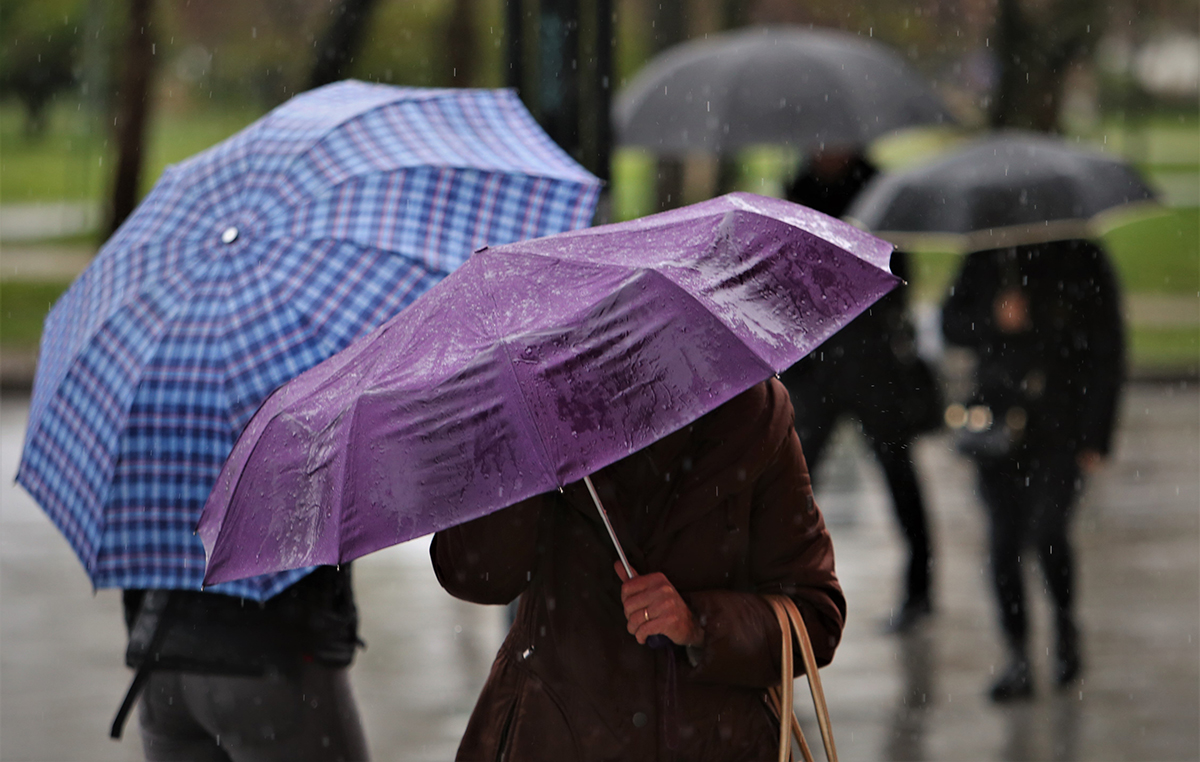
780,149,943,633
431,379,845,761
121,567,367,761
941,239,1125,701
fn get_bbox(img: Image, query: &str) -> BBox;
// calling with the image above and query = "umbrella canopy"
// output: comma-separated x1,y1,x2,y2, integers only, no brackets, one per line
614,26,955,156
198,192,898,586
17,81,600,601
846,131,1160,253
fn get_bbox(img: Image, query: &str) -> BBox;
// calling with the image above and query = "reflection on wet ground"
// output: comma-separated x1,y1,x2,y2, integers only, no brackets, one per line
1,383,1197,761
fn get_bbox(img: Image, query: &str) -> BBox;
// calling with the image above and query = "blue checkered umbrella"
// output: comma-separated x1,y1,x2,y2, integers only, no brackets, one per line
17,81,600,601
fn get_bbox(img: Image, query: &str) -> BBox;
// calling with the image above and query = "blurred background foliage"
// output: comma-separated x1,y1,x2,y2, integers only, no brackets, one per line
0,0,1197,373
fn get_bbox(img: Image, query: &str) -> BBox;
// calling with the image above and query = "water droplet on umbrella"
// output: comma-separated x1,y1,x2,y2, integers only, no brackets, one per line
221,226,239,244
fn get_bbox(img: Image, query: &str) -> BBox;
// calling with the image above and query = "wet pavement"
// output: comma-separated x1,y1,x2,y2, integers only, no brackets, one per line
1,381,1197,761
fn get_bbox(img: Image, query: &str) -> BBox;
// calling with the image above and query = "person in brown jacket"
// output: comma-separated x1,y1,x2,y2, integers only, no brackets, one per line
431,378,846,761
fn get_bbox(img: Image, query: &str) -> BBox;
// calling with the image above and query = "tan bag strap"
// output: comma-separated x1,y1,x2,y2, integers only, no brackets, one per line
764,594,838,762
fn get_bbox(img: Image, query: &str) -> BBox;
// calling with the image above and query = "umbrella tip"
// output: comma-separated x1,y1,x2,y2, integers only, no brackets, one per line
474,245,489,253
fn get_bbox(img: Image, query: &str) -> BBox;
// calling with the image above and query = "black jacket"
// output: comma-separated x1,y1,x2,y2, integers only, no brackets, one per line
941,240,1125,455
122,565,360,676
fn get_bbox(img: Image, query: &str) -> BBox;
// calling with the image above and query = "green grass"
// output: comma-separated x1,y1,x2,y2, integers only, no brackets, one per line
1104,208,1200,294
612,149,656,223
1129,325,1200,372
0,98,262,204
0,280,71,350
0,104,107,203
909,250,961,304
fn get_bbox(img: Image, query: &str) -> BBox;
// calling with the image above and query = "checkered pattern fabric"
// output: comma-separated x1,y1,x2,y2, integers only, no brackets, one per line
18,81,600,601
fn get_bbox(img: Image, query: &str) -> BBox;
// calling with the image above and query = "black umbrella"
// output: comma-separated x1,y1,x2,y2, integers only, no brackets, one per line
846,132,1161,253
614,26,955,156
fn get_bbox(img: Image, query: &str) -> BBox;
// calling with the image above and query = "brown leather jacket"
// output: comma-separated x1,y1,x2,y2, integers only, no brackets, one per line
432,379,845,761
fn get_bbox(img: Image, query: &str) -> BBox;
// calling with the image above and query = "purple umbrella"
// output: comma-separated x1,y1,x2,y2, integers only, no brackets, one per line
198,192,898,585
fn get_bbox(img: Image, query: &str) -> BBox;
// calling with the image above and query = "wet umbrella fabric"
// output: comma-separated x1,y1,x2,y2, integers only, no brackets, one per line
846,131,1159,253
17,81,600,601
614,26,954,156
198,192,898,586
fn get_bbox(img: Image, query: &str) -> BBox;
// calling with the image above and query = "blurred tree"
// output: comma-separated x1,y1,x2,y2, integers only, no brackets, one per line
166,0,329,107
446,0,478,85
988,0,1100,131
309,0,382,89
0,0,86,137
107,0,156,234
352,0,502,88
650,0,684,210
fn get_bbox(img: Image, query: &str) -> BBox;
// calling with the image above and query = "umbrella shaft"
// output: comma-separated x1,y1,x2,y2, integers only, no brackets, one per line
583,475,634,578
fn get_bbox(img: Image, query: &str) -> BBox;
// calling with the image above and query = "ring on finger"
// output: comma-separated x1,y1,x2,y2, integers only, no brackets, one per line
643,608,650,622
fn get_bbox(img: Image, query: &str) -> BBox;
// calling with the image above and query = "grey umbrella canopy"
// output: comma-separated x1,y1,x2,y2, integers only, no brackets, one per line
846,132,1160,253
614,26,955,156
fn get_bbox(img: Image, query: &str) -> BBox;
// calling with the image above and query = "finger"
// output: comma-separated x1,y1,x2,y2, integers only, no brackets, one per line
632,613,661,644
619,571,668,601
634,611,687,645
621,585,677,618
613,560,631,582
626,606,653,637
624,590,672,619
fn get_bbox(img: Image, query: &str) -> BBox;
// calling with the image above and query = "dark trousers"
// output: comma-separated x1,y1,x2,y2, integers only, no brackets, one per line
798,404,932,605
138,663,368,761
976,446,1080,652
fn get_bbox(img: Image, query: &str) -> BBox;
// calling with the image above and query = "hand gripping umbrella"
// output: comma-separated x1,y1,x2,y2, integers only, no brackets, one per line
614,25,955,156
846,131,1160,253
198,192,898,587
17,80,600,601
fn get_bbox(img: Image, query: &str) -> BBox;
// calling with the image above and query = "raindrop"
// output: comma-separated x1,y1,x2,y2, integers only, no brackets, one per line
221,227,239,244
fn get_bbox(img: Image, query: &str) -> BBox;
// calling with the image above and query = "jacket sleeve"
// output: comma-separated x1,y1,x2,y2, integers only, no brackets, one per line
429,495,544,605
682,384,846,687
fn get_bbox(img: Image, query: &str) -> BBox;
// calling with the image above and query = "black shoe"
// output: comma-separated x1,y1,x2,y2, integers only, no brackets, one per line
881,596,932,634
989,658,1033,702
1055,619,1082,687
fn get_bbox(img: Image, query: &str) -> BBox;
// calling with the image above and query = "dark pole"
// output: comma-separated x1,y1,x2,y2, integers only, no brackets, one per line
506,0,524,92
537,0,581,161
594,0,613,186
988,0,1025,130
107,0,155,236
653,0,685,210
446,0,479,86
308,0,380,90
507,0,611,217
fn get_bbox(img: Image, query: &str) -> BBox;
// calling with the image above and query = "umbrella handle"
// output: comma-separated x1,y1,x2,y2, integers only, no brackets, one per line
583,474,671,650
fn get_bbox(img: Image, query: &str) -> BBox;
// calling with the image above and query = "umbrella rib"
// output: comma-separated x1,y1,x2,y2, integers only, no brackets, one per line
473,272,564,491
644,267,784,374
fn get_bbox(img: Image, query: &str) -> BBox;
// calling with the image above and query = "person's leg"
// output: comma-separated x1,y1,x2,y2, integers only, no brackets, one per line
1028,451,1084,686
871,437,933,632
788,389,837,484
978,460,1034,700
138,671,232,762
180,665,369,762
